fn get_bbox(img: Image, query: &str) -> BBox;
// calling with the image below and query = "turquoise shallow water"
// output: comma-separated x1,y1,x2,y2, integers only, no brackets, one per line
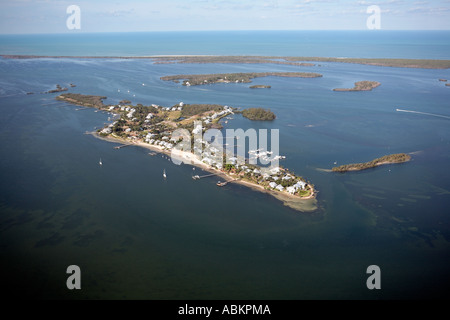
0,31,450,299
1,30,450,58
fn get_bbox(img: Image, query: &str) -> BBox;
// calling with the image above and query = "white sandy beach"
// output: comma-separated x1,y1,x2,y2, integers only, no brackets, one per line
92,132,318,212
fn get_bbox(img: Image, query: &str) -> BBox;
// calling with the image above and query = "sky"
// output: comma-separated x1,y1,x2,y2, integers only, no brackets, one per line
0,0,449,34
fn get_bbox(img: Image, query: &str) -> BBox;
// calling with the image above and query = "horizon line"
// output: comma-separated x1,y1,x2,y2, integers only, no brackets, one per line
1,29,450,36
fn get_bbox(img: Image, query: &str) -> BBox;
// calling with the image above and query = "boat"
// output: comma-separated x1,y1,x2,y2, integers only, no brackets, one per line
192,175,200,180
163,169,167,179
99,158,102,166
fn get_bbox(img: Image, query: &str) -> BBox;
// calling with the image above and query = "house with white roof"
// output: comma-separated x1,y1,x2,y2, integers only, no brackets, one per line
286,186,296,195
276,185,285,192
294,181,307,190
269,182,278,189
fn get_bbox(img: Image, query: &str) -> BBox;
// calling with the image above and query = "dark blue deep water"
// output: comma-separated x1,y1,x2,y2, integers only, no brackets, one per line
0,31,450,299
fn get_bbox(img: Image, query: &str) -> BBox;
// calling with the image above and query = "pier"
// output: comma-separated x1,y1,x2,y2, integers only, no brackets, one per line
216,179,238,187
192,172,238,187
192,173,219,180
114,144,133,150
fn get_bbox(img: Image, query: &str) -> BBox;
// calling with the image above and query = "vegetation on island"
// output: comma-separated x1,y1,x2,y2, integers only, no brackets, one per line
284,57,450,69
46,84,68,94
56,93,107,108
152,56,316,67
250,85,271,89
333,81,381,92
332,153,411,173
161,72,323,86
180,104,224,117
238,108,276,121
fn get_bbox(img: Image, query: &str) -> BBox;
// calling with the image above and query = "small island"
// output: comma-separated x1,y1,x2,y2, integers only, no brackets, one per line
333,81,381,92
332,153,411,173
238,108,276,121
56,93,107,108
250,85,271,89
46,84,68,94
161,72,323,86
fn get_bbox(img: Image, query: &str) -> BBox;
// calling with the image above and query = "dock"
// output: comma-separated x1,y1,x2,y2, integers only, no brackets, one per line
114,144,133,150
192,173,219,180
216,179,238,187
191,172,239,187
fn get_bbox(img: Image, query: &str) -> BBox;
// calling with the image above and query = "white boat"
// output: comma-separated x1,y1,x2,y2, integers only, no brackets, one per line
99,158,103,166
163,169,167,179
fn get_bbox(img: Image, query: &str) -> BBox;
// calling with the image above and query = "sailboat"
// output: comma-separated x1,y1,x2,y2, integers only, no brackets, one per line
163,169,167,179
99,158,103,166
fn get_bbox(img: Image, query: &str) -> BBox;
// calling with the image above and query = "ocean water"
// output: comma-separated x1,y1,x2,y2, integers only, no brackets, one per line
0,31,450,299
1,30,450,59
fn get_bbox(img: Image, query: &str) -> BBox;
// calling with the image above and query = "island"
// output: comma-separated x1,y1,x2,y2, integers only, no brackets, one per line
333,81,381,92
160,72,323,86
237,108,276,121
446,84,450,87
55,93,317,212
56,93,107,108
332,153,411,173
250,85,271,89
46,84,68,94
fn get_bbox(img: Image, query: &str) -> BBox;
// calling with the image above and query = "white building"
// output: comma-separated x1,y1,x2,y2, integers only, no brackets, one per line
269,182,278,189
294,181,307,190
276,185,285,192
286,186,296,195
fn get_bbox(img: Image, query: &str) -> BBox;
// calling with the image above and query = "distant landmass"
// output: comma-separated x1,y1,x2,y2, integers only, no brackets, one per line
3,55,450,69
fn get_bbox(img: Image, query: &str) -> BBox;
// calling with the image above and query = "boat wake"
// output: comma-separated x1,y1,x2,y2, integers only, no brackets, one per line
396,109,450,120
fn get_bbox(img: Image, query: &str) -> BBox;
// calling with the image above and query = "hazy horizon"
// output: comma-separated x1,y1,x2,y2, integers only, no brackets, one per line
1,0,449,34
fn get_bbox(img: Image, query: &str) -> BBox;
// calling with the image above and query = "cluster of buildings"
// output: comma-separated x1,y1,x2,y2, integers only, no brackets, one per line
231,164,307,194
268,180,307,194
201,106,233,125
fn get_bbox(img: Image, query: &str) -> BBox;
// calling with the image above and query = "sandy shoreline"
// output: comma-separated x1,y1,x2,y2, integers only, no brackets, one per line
90,132,318,213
